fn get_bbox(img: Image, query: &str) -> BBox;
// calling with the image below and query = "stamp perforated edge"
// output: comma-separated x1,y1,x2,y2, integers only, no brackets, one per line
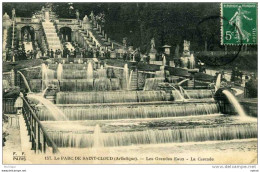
220,2,258,46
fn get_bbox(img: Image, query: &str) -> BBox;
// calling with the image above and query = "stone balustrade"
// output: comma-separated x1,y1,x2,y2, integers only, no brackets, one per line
55,18,78,24
16,17,40,23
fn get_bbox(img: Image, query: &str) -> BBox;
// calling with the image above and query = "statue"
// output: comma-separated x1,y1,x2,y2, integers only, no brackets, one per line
46,2,52,9
12,8,15,20
183,40,190,56
151,38,155,50
83,15,89,22
90,11,94,21
76,10,80,21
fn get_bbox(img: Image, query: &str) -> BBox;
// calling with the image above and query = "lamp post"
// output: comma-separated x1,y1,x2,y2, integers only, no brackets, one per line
11,20,15,62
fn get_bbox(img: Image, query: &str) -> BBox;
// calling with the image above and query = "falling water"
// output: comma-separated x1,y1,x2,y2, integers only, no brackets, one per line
56,91,167,104
143,78,165,91
222,90,247,118
46,124,257,148
27,94,68,121
179,86,191,99
171,87,185,101
178,78,189,86
37,103,219,121
94,66,111,91
57,63,63,80
93,125,103,148
87,62,94,79
41,87,49,97
17,71,32,92
185,89,213,99
215,74,221,92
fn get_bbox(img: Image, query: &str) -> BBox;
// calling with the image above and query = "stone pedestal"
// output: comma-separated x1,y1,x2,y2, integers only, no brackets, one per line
169,61,175,67
110,51,116,58
149,47,157,61
149,52,156,61
11,69,15,87
180,57,188,69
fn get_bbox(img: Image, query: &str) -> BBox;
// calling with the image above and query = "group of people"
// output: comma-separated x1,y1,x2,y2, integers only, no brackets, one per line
45,49,62,58
231,67,244,83
6,43,42,61
59,42,111,59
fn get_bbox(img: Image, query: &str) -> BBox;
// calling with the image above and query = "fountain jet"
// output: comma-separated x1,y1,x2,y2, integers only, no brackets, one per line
123,64,129,90
87,62,94,79
57,63,63,80
215,74,221,92
17,71,32,93
93,124,103,148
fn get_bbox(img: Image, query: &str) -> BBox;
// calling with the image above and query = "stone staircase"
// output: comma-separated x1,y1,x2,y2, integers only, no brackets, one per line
130,70,138,90
42,21,62,51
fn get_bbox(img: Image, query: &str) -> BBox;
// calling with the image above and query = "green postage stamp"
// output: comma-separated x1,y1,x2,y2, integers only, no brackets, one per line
221,3,257,45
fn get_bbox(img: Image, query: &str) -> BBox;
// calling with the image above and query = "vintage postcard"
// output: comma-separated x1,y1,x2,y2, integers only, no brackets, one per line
2,2,258,166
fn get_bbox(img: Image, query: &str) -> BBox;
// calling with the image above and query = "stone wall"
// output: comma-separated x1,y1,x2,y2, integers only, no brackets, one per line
3,71,13,88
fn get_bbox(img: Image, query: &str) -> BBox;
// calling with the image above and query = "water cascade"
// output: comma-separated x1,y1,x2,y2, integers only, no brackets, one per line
185,89,213,99
94,65,111,91
57,63,63,80
45,123,257,148
56,91,167,104
22,57,257,152
37,103,219,121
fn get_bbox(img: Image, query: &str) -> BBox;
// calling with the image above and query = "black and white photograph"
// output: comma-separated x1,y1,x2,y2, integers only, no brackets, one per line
1,1,258,167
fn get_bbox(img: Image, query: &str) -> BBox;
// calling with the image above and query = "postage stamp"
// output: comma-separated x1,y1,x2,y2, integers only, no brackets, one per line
221,3,257,45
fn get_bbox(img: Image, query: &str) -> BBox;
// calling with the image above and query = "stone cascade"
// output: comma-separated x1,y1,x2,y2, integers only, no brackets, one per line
42,21,62,51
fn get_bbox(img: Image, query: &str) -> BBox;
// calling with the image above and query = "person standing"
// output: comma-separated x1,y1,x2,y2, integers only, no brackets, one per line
47,49,50,57
55,50,58,58
50,49,54,58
